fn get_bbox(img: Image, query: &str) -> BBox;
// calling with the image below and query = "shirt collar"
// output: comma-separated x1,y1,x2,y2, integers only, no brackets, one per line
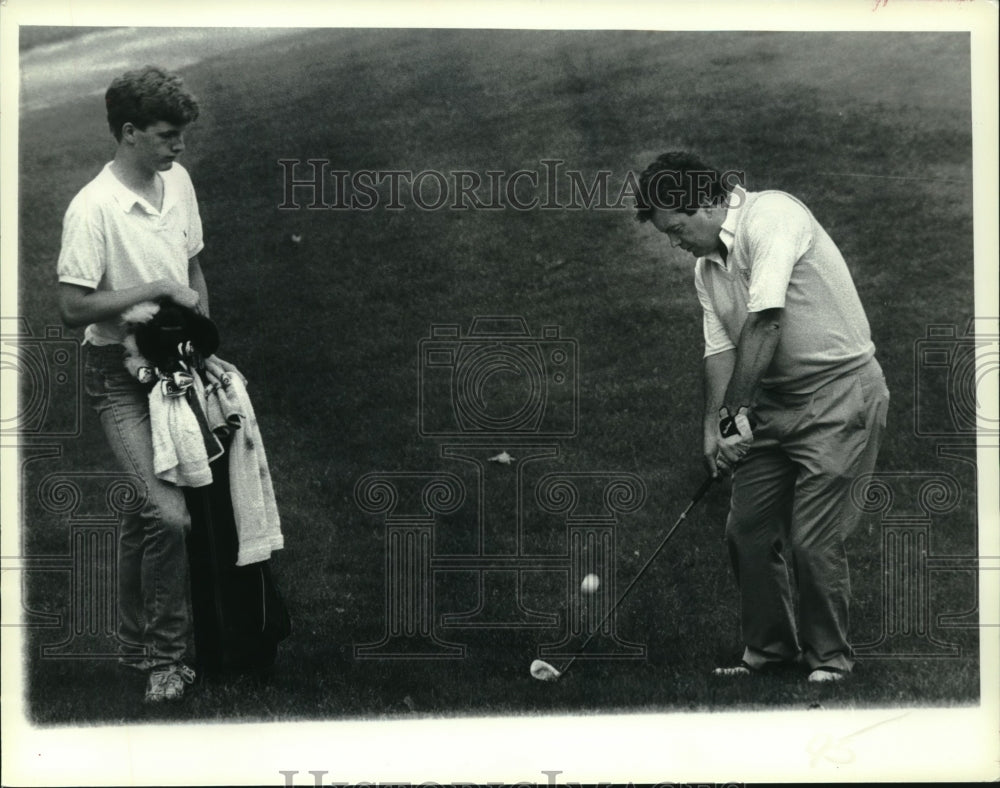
100,162,169,215
702,184,746,268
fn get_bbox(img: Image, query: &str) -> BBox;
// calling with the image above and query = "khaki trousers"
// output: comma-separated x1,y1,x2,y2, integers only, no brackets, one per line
726,357,889,672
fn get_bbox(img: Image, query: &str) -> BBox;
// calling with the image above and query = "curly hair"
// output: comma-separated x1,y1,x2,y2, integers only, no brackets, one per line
634,151,732,222
105,66,200,142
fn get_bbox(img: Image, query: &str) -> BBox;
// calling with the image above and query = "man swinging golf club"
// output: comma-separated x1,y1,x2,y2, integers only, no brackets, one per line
637,151,889,683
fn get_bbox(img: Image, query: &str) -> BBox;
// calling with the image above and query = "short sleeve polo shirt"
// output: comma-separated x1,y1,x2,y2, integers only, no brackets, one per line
694,186,875,394
57,161,204,346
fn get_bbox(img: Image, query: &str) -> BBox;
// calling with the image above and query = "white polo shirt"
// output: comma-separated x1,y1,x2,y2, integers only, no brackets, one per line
694,185,875,394
57,161,204,346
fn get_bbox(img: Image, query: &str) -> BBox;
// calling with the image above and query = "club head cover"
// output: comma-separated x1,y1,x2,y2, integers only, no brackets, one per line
134,298,220,368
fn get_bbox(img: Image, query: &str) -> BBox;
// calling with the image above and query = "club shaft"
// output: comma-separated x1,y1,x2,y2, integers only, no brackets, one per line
555,475,717,676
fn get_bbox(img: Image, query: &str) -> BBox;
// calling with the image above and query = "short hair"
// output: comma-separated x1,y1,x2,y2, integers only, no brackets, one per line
105,66,199,142
635,151,732,222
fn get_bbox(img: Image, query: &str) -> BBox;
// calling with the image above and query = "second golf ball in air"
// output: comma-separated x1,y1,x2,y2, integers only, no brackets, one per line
581,574,600,594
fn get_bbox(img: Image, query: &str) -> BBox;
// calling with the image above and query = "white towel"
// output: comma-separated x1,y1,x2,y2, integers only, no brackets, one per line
150,373,220,487
221,375,284,566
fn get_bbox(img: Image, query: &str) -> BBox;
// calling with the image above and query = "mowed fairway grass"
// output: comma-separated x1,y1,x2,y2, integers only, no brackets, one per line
18,29,979,724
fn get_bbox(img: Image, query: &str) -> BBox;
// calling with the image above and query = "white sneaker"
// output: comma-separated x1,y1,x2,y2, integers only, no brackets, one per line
808,667,848,683
712,662,753,677
144,663,196,702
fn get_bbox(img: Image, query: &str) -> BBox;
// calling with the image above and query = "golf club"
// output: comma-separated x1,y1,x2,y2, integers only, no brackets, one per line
530,474,718,682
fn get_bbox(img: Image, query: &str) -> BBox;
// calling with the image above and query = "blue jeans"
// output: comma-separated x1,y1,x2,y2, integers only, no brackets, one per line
84,343,192,667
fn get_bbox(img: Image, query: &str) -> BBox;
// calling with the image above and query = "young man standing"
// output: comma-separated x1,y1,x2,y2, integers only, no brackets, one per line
57,66,241,702
636,151,889,682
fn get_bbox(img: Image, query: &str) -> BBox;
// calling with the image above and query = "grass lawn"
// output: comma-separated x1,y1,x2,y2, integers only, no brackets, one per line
18,25,103,50
15,28,981,726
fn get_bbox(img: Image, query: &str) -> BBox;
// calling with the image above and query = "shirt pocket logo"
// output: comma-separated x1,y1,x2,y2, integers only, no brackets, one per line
157,209,188,248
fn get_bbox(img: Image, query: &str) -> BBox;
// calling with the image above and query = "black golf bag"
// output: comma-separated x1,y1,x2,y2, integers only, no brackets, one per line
184,437,291,674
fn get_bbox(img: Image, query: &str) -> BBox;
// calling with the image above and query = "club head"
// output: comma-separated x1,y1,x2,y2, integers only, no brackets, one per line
530,659,562,682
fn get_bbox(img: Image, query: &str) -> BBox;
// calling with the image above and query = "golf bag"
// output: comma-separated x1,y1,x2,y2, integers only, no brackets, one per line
185,436,291,674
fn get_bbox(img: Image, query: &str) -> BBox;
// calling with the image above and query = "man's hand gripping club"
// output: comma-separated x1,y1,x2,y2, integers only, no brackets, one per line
709,405,755,477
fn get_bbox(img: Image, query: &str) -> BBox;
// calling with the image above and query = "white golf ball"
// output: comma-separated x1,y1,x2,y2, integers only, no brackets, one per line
581,574,600,594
